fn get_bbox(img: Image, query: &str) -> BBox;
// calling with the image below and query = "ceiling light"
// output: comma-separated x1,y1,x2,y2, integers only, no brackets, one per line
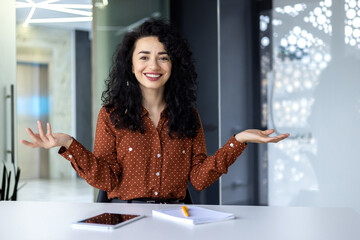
24,7,36,26
16,0,93,26
38,5,92,16
29,17,92,23
45,4,92,9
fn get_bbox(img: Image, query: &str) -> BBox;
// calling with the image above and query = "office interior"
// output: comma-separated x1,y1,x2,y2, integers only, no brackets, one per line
1,0,360,213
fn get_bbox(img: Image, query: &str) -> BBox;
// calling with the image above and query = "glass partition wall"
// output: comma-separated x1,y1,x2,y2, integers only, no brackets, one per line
92,0,170,123
261,0,360,213
91,0,170,200
14,1,93,202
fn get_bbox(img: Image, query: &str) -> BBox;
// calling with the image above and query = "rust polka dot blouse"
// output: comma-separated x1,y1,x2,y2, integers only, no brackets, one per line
59,107,247,200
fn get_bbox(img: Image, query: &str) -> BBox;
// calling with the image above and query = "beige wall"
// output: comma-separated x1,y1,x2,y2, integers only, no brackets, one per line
0,0,16,194
17,25,74,179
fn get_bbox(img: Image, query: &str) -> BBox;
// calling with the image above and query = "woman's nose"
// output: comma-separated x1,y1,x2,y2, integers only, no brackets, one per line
148,58,160,70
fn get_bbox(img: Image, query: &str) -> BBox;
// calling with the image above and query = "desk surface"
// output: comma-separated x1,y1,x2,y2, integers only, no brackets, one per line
1,201,360,240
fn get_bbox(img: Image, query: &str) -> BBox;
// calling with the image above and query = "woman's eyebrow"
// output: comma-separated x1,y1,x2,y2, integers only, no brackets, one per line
137,51,168,55
137,50,150,54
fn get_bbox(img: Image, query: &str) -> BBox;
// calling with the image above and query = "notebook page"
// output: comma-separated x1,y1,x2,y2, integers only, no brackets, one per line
152,206,235,225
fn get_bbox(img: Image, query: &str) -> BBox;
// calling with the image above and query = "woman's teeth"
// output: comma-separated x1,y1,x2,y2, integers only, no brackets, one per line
145,73,161,77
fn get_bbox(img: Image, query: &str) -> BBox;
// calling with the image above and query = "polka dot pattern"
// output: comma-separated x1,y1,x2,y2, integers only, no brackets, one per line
59,107,247,200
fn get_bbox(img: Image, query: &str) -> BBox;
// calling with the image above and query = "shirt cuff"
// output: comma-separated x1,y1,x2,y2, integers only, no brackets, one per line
216,135,247,174
226,135,247,155
58,138,82,162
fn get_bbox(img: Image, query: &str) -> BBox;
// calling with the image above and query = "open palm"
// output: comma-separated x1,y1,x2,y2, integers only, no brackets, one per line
235,129,289,144
21,121,73,149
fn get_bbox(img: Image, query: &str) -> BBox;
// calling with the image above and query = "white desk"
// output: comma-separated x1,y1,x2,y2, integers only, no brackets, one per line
1,201,360,240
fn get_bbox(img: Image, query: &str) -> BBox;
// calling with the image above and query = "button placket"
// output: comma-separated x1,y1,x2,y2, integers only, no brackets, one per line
154,147,162,198
149,116,163,198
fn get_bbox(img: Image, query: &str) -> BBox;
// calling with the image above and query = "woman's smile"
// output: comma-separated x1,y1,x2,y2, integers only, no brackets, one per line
144,72,163,81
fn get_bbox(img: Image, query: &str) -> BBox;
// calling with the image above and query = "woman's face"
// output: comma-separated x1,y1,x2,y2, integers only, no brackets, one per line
132,36,172,92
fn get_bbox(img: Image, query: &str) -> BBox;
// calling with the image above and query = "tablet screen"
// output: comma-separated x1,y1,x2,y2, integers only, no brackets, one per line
78,213,141,226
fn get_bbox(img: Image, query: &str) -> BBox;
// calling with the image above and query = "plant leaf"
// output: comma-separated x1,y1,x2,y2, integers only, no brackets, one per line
1,165,7,200
5,171,11,200
11,167,21,201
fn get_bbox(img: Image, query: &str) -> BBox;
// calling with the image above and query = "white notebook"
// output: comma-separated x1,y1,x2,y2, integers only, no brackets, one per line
152,206,235,225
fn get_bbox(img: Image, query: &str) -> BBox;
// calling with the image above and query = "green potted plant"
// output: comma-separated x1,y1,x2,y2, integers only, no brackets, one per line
0,161,21,200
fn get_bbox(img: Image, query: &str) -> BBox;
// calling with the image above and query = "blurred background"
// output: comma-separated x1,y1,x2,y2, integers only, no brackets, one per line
1,0,360,213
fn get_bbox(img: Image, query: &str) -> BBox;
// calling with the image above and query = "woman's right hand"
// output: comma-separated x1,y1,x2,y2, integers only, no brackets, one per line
21,121,73,149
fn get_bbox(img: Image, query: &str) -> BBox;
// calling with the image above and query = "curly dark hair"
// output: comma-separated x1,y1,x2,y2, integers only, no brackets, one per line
101,19,200,138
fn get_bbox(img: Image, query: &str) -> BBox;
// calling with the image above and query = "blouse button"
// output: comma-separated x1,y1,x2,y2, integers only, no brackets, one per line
230,143,234,148
154,192,158,196
156,172,160,176
182,150,186,154
157,153,161,158
129,147,133,152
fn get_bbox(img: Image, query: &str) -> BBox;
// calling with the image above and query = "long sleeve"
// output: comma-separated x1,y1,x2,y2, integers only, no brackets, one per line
189,121,247,191
59,107,121,192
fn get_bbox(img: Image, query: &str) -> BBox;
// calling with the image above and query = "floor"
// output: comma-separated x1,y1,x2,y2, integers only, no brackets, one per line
17,178,94,202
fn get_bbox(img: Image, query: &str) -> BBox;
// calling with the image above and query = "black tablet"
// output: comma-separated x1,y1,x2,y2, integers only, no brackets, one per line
72,213,145,231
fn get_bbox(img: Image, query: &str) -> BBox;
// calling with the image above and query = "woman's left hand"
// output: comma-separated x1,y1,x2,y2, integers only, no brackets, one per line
235,129,289,144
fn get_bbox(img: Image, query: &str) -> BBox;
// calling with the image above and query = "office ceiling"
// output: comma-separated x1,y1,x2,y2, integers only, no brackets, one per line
16,0,93,31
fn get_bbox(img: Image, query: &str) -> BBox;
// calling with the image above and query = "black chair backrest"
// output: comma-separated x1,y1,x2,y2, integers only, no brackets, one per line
183,188,193,204
97,189,111,203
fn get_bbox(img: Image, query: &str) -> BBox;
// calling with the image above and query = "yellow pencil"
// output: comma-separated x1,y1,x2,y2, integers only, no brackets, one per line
182,206,189,217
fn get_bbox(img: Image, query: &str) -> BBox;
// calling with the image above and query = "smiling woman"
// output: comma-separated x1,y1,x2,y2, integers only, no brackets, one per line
21,19,289,204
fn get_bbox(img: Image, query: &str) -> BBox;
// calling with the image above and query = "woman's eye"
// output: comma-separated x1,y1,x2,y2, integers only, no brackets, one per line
159,57,169,61
140,56,148,60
